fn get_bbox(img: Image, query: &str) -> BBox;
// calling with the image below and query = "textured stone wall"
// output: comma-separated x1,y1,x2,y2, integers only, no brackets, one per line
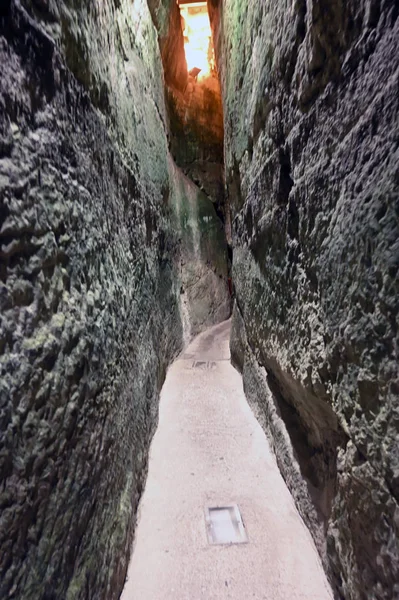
0,1,229,598
166,75,225,216
169,157,230,340
150,0,231,337
209,0,399,598
147,0,188,92
156,0,227,232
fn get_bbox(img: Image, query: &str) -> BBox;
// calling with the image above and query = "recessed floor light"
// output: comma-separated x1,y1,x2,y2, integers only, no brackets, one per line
205,505,248,545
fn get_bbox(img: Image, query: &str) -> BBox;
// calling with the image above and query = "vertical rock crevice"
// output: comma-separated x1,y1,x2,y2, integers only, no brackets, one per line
149,0,231,335
2,0,398,599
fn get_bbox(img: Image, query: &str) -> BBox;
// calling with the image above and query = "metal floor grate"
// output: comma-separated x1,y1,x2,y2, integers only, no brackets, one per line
192,361,217,370
205,505,248,545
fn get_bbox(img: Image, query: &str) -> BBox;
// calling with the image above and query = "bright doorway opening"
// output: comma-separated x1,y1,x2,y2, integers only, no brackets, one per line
179,1,215,79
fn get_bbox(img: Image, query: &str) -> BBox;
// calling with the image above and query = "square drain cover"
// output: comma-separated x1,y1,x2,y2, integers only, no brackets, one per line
205,505,248,545
192,361,216,370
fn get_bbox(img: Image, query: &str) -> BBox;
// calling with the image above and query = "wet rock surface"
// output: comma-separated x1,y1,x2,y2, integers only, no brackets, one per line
210,0,399,598
0,1,229,598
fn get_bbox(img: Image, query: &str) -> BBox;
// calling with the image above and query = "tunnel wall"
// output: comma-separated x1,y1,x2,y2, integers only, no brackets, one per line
160,0,228,236
0,0,229,598
169,157,230,341
209,0,399,598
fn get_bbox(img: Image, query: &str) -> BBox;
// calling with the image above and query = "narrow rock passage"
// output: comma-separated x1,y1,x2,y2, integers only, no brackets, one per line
121,320,333,600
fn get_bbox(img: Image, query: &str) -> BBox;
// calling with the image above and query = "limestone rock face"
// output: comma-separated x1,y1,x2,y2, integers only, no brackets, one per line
169,158,230,341
149,0,231,335
166,75,225,215
0,1,229,598
210,0,399,598
155,0,226,229
147,0,188,92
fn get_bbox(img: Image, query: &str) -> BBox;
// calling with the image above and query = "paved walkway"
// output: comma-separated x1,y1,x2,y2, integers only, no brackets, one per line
121,320,333,600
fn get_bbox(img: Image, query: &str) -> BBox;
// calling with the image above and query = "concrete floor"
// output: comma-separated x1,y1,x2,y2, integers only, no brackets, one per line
121,320,333,600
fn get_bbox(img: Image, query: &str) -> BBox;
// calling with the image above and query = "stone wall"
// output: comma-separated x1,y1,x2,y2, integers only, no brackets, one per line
209,0,399,598
156,0,227,232
147,0,188,92
166,76,225,217
149,0,231,339
169,157,230,341
0,1,229,598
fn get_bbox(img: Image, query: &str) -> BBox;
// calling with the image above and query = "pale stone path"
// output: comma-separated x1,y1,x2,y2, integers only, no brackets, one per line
121,320,333,600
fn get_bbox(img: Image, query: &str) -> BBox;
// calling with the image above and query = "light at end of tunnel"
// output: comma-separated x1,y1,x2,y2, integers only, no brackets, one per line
180,3,215,78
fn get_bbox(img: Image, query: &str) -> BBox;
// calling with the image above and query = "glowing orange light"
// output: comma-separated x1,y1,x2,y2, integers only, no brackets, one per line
180,3,214,78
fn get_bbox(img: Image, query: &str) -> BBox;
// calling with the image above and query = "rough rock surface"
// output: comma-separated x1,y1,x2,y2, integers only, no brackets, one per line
169,157,230,341
147,0,188,92
166,75,225,214
156,0,227,228
210,0,399,598
0,1,229,598
149,0,231,337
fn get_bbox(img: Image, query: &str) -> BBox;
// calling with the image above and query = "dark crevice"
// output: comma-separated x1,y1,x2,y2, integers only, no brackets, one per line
233,300,347,531
287,198,299,240
265,367,348,527
278,147,294,206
